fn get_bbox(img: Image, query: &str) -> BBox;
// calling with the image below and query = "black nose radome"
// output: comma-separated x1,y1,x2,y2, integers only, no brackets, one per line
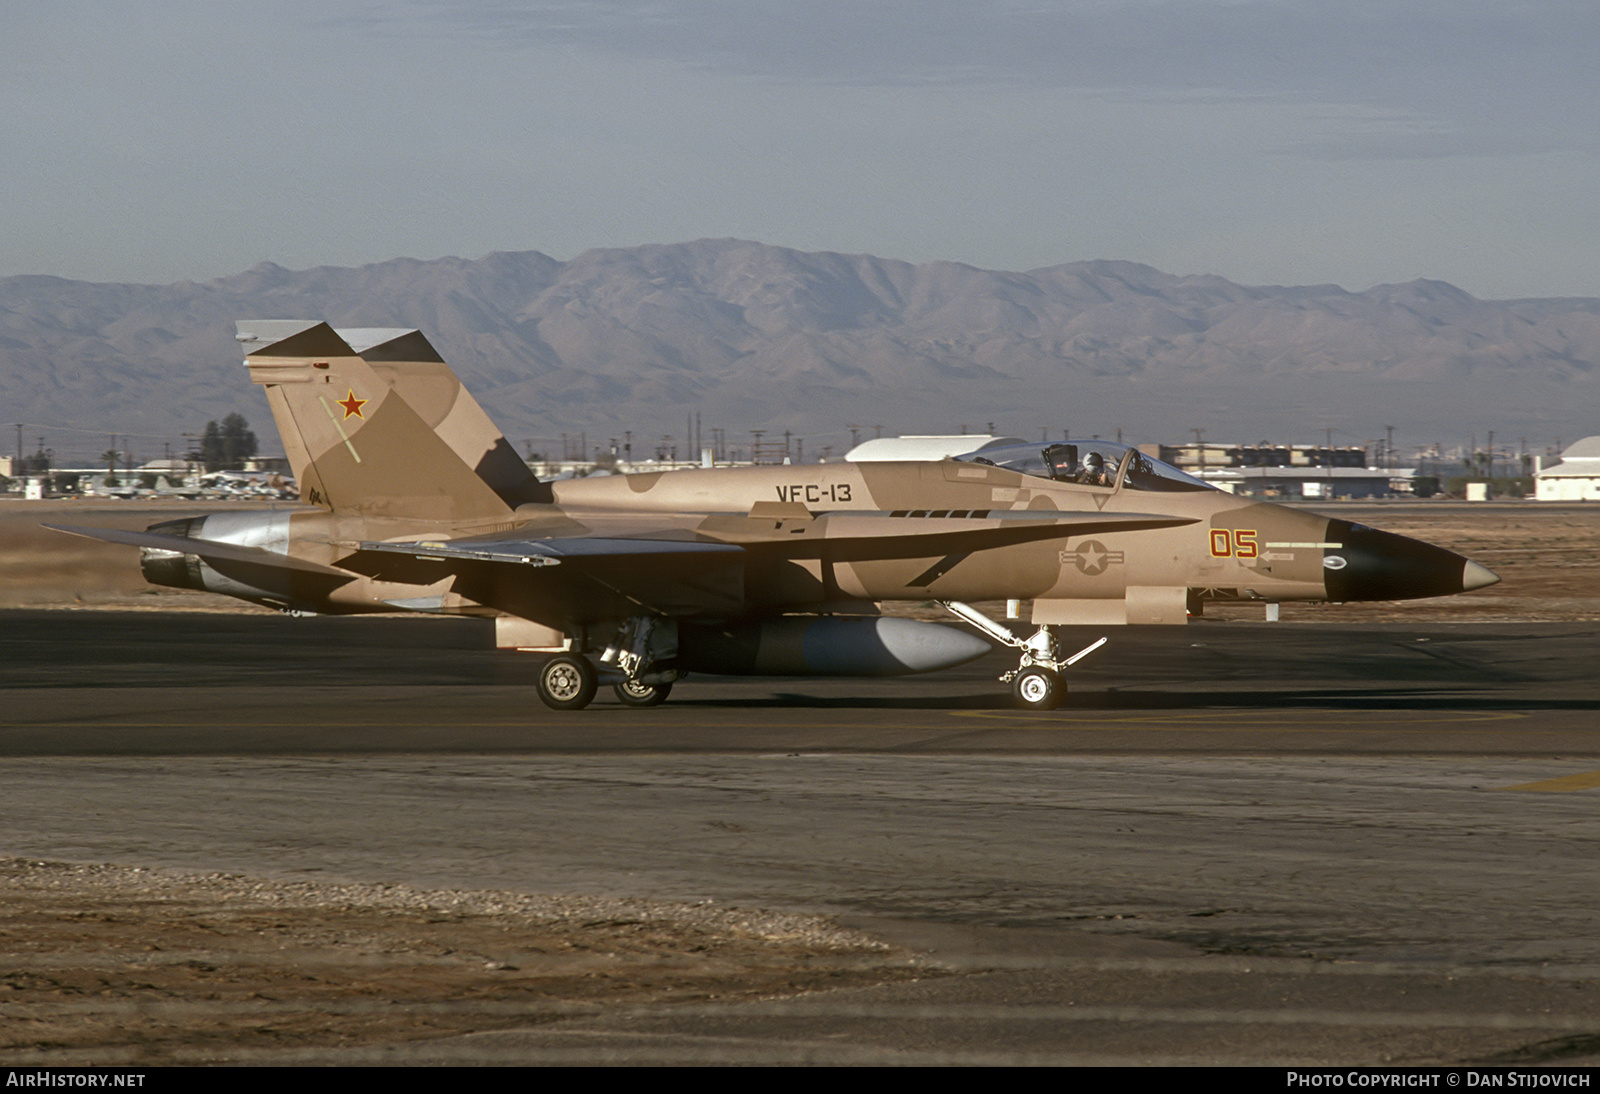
1321,520,1500,602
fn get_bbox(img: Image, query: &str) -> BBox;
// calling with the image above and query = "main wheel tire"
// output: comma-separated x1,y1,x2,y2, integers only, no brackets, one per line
613,679,673,707
1012,667,1064,711
537,655,598,711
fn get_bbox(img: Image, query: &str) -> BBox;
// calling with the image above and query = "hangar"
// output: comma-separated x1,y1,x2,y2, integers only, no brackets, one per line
1535,437,1600,501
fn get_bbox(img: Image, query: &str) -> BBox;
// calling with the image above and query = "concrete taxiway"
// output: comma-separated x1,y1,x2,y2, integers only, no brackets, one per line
4,608,1600,1064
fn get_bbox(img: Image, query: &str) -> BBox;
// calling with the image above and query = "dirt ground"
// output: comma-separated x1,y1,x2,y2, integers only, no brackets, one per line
1,499,283,613
0,860,923,1065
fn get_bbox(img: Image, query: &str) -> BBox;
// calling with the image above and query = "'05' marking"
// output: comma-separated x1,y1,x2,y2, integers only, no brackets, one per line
1209,528,1258,559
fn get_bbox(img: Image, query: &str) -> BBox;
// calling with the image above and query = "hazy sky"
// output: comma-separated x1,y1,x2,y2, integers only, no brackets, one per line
6,1,1598,298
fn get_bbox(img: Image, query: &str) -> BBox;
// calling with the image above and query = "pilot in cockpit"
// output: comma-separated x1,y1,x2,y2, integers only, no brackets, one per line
1043,443,1115,486
1082,451,1112,486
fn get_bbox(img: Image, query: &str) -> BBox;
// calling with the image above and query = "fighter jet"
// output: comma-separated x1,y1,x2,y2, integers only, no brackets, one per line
47,321,1500,711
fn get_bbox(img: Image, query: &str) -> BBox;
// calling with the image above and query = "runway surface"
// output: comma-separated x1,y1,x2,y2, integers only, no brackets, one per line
5,608,1600,1064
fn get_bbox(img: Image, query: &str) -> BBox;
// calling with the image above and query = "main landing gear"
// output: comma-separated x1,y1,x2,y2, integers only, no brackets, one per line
940,601,1107,711
613,678,673,707
534,615,682,712
534,652,679,711
536,654,598,710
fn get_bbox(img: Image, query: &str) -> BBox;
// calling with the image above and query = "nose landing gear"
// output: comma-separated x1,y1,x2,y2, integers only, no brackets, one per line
941,600,1107,711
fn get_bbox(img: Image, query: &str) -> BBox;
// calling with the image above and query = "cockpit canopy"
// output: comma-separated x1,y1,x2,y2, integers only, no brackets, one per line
954,440,1212,492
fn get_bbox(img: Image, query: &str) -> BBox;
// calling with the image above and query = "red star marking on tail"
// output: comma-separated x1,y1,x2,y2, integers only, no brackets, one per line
337,390,367,419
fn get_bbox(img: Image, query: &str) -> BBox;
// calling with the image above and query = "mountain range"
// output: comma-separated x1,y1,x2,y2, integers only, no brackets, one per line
4,238,1598,464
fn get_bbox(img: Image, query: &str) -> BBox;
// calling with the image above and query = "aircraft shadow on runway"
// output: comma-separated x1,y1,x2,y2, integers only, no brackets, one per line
8,610,1600,715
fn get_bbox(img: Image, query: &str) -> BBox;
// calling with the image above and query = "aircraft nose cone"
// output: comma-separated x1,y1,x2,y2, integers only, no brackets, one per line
1462,559,1501,592
1321,519,1497,602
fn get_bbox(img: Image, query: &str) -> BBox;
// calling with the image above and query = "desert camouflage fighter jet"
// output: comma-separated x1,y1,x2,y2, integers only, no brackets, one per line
48,321,1500,711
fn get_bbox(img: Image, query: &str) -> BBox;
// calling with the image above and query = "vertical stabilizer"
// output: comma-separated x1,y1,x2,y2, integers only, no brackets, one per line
238,321,523,522
337,328,550,507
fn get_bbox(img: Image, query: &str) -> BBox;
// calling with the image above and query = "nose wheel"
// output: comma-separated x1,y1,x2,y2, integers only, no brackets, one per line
1011,667,1064,711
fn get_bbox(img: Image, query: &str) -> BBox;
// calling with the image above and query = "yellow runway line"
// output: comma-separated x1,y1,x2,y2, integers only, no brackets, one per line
952,709,1525,730
1501,768,1600,793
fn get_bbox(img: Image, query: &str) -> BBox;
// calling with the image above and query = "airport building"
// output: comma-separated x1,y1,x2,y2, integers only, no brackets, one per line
1188,465,1414,499
1145,444,1412,499
1534,436,1600,500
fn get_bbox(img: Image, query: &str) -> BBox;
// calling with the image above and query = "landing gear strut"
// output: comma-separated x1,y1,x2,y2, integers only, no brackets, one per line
600,616,681,708
941,600,1106,711
534,615,685,711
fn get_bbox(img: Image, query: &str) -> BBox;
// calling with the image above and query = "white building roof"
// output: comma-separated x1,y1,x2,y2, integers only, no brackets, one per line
845,435,1024,462
1198,467,1411,482
1536,436,1600,478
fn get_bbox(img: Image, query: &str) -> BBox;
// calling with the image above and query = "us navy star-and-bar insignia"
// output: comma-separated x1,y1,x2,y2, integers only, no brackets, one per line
1059,539,1125,575
337,389,367,419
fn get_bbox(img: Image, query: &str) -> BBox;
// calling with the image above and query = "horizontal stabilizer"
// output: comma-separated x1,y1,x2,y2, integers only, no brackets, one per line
358,536,745,566
43,523,350,576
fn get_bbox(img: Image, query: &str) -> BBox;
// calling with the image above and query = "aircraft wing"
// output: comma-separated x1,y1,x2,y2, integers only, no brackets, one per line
42,523,351,576
354,509,1187,571
345,535,748,621
345,510,1195,622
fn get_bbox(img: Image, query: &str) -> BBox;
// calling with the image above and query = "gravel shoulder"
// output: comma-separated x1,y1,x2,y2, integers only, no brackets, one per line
0,859,928,1065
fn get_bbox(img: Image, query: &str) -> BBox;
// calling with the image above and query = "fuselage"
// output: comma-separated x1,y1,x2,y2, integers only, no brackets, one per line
140,453,1493,625
547,457,1488,610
